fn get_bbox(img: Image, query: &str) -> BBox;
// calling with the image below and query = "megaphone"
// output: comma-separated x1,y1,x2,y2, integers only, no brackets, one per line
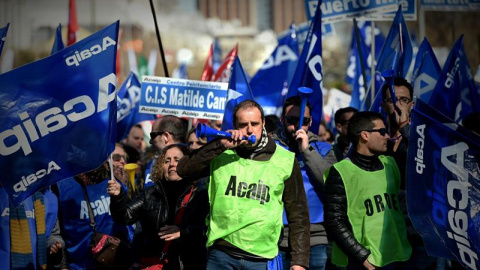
195,123,256,144
297,87,313,129
124,163,138,192
381,69,401,116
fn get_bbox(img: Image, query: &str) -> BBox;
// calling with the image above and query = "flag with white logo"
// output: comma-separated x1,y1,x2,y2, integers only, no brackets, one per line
221,56,255,131
407,99,480,270
51,24,65,55
116,71,156,141
410,38,441,103
0,21,119,205
428,35,480,124
251,24,299,116
287,1,323,134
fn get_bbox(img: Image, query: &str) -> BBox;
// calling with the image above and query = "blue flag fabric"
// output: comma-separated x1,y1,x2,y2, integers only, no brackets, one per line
51,24,65,55
428,35,480,124
251,24,299,116
411,38,441,103
407,99,480,269
116,72,155,142
375,5,413,78
0,21,119,205
221,57,255,131
0,23,10,58
360,5,413,111
348,21,385,110
287,1,323,134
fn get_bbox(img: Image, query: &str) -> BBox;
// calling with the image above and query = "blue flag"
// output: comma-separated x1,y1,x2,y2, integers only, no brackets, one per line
0,21,119,205
411,38,441,103
251,24,299,116
0,23,10,58
116,72,155,141
428,35,480,124
407,99,480,269
348,21,385,110
360,5,413,111
287,1,323,134
172,63,188,79
375,5,413,77
51,24,65,55
221,56,255,131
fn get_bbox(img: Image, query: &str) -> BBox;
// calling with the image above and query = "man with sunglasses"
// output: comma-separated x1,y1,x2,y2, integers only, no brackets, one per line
324,111,411,270
332,107,358,161
273,96,337,270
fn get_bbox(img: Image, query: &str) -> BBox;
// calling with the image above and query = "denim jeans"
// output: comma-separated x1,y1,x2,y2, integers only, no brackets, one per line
206,248,268,270
280,244,327,270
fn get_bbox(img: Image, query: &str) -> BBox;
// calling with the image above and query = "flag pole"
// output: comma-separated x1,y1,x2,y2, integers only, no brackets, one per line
148,0,169,77
371,21,376,103
353,18,369,106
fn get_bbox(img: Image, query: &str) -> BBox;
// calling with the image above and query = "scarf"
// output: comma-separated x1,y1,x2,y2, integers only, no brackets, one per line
10,192,47,270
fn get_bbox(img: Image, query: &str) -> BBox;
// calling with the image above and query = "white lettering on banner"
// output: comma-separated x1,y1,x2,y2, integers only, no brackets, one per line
13,161,61,192
321,0,373,16
1,207,35,218
117,85,141,122
306,34,323,83
415,124,426,174
65,37,116,67
207,92,226,110
0,73,116,157
261,45,298,70
441,142,478,270
79,195,111,219
445,57,460,89
170,88,205,108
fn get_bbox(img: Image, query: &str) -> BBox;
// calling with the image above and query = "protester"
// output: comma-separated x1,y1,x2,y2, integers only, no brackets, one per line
186,127,207,150
0,186,68,270
208,119,223,131
177,100,310,270
317,121,330,142
54,163,133,270
125,124,145,154
265,114,282,137
112,143,129,186
324,111,411,270
332,107,358,160
144,115,188,187
274,96,337,270
108,144,209,270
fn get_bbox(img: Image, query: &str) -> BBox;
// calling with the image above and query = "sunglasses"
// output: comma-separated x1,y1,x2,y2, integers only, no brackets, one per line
357,128,388,136
285,116,311,126
112,154,127,162
150,131,166,141
383,97,412,105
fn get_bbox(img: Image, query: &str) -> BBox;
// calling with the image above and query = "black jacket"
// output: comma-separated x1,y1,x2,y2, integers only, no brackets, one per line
110,180,209,269
324,151,385,264
177,137,310,268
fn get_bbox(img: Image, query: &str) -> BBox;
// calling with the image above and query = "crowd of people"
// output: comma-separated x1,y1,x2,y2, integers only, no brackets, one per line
2,76,477,270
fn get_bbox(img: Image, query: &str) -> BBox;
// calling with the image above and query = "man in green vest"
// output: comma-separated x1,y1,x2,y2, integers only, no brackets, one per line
324,111,411,270
177,100,310,270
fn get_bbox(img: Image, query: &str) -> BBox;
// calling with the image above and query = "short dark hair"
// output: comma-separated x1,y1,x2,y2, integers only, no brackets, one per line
381,76,413,99
233,100,265,127
265,115,281,134
158,115,187,143
281,96,312,118
348,111,383,146
334,107,358,124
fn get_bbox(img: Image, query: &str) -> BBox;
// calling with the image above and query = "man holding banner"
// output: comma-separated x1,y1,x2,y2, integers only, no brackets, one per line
324,111,411,269
177,100,310,270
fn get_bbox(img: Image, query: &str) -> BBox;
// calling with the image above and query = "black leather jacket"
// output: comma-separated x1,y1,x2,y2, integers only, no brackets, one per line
324,151,385,264
110,183,169,258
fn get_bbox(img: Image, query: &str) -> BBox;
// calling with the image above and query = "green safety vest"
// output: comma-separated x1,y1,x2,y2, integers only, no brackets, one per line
329,155,411,267
207,146,295,258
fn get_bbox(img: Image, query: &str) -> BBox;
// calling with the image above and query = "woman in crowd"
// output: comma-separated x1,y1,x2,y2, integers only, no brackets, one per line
107,144,209,270
186,127,207,150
